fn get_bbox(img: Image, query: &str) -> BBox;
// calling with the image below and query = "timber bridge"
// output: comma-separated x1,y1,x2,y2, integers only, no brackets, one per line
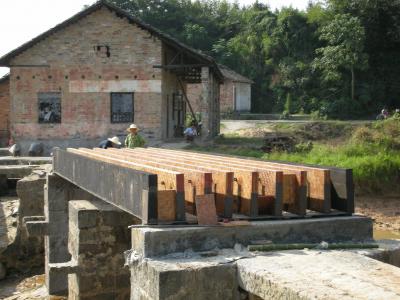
23,148,400,300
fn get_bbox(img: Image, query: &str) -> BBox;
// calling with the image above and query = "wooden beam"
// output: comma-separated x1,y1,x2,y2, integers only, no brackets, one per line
126,148,285,217
120,149,258,216
134,148,303,216
53,148,158,224
69,148,185,222
147,148,329,214
123,148,260,216
116,148,234,218
93,148,212,215
153,64,207,69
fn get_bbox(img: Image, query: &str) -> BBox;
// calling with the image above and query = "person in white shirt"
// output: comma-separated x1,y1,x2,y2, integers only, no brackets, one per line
43,106,54,123
184,123,197,142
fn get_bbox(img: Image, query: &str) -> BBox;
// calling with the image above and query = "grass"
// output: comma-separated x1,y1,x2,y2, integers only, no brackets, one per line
191,119,400,192
214,134,264,147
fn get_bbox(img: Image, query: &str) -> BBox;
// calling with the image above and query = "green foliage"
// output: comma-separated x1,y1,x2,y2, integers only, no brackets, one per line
284,93,292,114
109,0,400,118
185,112,202,127
313,14,368,101
310,110,327,120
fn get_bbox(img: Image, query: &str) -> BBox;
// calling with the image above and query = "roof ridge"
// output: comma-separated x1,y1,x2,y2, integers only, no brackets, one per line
0,0,223,80
0,73,10,83
218,64,253,84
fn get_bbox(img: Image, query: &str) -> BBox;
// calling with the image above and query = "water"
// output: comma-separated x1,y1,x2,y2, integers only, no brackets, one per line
373,228,400,240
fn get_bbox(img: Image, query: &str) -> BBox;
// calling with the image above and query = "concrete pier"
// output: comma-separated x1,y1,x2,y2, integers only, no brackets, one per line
43,174,98,295
68,199,139,299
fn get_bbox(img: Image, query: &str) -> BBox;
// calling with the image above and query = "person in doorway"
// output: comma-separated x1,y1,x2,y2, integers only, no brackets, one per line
125,124,146,148
184,122,197,142
98,136,122,149
43,105,55,123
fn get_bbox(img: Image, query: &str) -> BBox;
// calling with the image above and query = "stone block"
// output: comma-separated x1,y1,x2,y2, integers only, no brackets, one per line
68,198,138,299
131,216,373,258
46,263,69,296
24,218,48,236
47,235,71,262
77,209,99,229
129,254,238,300
45,173,71,212
237,250,400,300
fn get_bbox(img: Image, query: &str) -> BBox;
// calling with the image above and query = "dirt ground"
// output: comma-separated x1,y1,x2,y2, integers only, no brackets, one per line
356,195,400,233
0,273,46,300
0,273,67,300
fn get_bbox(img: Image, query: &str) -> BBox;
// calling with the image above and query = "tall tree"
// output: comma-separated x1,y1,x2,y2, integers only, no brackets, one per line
314,14,368,101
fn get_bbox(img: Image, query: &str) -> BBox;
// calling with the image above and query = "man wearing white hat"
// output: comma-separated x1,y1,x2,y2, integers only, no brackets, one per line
98,136,122,149
125,124,146,148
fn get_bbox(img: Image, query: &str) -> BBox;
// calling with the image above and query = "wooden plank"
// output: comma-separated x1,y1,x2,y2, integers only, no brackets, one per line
117,148,235,218
68,148,186,222
130,148,288,216
157,190,176,222
145,148,318,214
195,194,218,225
282,174,306,215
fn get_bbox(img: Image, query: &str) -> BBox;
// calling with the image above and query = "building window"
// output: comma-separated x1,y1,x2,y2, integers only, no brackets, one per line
38,92,61,123
111,93,134,123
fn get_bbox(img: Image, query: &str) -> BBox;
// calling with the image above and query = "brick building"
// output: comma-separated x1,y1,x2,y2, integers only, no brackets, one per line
187,65,253,114
0,74,10,146
0,1,222,154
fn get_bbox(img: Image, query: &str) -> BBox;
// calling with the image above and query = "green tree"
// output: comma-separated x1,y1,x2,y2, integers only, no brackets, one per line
284,92,292,113
182,24,208,49
314,14,368,101
108,0,400,117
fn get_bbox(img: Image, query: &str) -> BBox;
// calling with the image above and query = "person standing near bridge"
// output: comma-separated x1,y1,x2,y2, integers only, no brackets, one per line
125,124,146,148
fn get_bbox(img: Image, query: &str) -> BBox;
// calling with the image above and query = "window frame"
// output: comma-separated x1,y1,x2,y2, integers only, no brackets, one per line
38,92,62,124
110,92,134,124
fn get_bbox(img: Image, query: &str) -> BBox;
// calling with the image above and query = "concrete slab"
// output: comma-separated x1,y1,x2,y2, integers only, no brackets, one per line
127,248,243,300
0,157,52,165
237,250,400,300
362,239,400,268
0,165,38,177
131,216,373,257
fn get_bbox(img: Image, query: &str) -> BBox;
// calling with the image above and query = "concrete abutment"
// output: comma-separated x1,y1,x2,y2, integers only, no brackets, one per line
22,171,400,300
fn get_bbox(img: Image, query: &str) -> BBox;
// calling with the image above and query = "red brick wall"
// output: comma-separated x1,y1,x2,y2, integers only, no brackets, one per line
187,79,234,114
9,7,163,146
0,78,10,144
219,80,234,113
186,84,202,113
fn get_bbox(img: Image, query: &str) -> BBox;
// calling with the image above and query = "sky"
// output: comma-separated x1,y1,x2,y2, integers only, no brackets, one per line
0,0,309,77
